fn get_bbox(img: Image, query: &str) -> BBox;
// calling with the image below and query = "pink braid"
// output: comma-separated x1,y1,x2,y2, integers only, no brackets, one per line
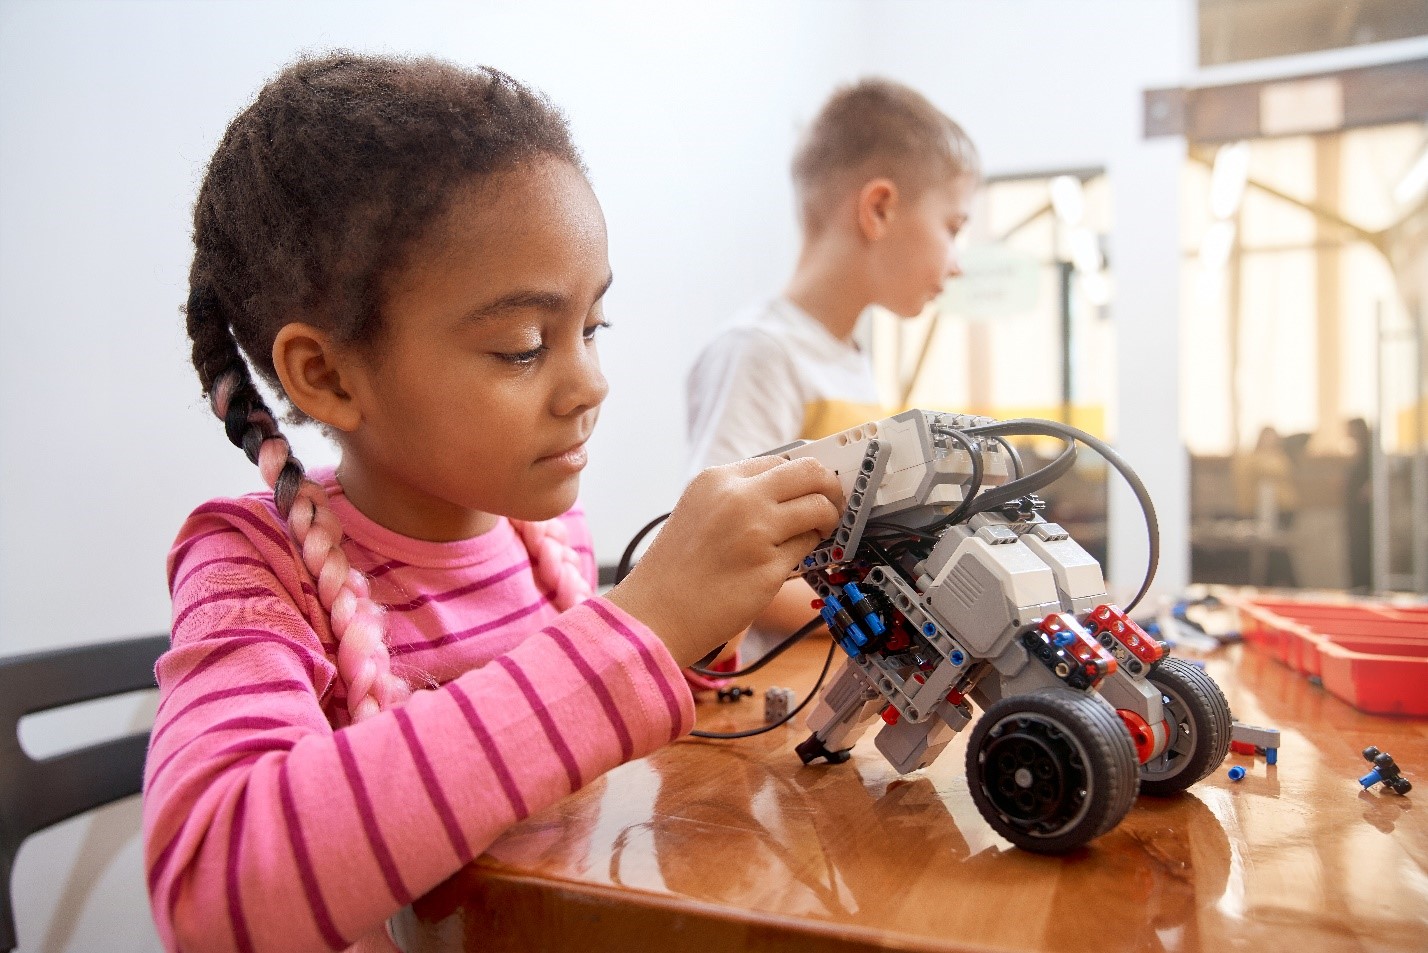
211,370,411,722
510,518,592,610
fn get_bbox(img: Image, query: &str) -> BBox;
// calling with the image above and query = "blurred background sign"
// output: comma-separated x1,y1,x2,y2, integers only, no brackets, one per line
1199,0,1428,66
939,243,1041,321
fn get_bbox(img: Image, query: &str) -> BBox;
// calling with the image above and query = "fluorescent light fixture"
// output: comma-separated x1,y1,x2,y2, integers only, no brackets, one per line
1200,219,1237,270
1394,143,1428,206
1050,175,1084,226
1210,141,1251,220
1081,270,1111,307
1069,227,1103,274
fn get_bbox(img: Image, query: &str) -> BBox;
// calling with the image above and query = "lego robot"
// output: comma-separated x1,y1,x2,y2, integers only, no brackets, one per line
767,409,1233,854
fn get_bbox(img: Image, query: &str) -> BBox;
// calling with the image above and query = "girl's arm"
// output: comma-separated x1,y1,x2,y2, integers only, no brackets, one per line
146,514,692,953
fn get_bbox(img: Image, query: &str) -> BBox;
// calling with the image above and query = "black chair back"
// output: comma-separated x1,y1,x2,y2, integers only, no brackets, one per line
0,634,168,952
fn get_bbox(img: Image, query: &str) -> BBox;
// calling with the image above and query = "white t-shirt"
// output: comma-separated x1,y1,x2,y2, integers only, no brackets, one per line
686,298,886,476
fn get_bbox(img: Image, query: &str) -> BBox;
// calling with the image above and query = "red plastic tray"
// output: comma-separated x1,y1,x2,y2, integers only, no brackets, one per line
1235,597,1428,717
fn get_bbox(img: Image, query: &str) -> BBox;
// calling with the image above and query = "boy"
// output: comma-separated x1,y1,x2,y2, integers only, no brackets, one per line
687,77,979,644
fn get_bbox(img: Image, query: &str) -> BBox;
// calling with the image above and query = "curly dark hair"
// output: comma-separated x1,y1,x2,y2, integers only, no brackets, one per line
187,51,582,433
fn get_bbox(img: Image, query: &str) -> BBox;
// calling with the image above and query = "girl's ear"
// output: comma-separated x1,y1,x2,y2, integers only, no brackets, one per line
272,323,363,432
856,177,899,242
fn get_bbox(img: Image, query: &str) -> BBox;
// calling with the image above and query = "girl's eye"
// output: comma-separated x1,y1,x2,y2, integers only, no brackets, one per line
497,344,547,366
495,322,608,365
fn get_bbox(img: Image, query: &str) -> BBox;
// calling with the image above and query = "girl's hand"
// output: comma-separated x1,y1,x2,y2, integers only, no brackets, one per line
605,456,844,667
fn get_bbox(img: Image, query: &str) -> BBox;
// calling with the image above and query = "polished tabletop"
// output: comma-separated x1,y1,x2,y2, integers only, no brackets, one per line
394,634,1428,953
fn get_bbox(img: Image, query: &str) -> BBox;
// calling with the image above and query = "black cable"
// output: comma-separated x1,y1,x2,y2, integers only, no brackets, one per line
959,438,1077,519
990,436,1025,478
861,526,936,572
687,616,825,678
865,520,939,543
691,641,729,670
967,418,1160,613
689,638,838,739
615,511,669,583
861,537,900,571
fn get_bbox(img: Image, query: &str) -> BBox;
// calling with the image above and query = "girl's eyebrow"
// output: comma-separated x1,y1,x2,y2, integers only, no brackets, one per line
464,273,614,323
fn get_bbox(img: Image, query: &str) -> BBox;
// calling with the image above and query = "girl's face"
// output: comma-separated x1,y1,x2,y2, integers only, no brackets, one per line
336,157,611,540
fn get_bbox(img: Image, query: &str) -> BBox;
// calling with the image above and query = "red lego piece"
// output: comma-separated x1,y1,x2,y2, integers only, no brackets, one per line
1040,613,1119,681
1086,604,1164,665
1117,708,1157,763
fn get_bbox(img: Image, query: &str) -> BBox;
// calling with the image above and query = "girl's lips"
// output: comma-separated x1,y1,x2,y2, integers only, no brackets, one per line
537,441,588,471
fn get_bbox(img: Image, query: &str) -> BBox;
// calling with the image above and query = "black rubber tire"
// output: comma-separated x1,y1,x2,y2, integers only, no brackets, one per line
1138,656,1233,797
966,687,1140,854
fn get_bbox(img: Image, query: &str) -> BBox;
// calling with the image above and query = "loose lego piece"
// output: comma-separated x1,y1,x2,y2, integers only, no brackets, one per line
716,686,753,703
764,686,795,724
1227,765,1246,781
1230,721,1281,765
1360,746,1412,795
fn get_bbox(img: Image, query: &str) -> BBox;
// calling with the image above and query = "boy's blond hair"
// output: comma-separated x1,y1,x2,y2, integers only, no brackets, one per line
792,78,979,233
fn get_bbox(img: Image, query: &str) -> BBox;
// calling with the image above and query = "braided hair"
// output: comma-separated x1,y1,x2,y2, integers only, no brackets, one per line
186,53,592,722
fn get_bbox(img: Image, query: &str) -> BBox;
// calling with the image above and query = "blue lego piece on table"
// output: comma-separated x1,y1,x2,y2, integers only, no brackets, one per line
1360,746,1412,795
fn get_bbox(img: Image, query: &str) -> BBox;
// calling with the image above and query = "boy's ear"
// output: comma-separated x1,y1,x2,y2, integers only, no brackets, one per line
856,178,899,242
271,323,363,432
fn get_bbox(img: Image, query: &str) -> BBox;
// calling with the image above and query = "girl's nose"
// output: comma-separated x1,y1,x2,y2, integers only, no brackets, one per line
555,341,609,417
944,248,963,279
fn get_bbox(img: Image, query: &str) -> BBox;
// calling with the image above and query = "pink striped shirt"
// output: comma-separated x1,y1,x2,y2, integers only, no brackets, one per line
144,468,694,953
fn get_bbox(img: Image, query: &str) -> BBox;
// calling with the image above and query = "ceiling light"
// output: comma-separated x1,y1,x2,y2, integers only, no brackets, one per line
1050,175,1084,226
1210,141,1251,219
1393,143,1428,206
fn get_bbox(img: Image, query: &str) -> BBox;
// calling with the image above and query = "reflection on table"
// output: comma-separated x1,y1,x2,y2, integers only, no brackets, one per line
394,637,1428,953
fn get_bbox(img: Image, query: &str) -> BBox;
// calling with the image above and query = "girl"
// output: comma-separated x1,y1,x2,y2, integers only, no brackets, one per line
146,53,843,953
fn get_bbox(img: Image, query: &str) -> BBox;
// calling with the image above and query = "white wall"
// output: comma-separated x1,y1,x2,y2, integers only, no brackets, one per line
0,2,1200,950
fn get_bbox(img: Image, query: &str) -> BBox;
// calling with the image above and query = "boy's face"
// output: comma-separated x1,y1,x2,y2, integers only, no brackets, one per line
871,172,976,318
336,157,612,539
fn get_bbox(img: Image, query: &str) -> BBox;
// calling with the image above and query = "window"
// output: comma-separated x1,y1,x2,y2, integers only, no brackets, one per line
1181,122,1427,591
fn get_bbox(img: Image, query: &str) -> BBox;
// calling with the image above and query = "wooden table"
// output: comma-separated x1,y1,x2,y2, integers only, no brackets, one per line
393,637,1428,952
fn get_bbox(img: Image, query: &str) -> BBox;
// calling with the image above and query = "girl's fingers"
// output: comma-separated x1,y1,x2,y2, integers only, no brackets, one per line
768,491,843,543
754,456,845,508
773,529,827,572
722,454,791,479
